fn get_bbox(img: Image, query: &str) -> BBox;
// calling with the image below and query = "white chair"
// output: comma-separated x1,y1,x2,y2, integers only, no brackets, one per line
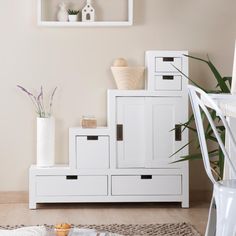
188,85,236,236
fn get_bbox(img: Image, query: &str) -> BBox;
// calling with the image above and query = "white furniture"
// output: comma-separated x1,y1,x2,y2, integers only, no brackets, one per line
188,85,236,236
29,51,189,209
146,51,187,91
38,0,133,27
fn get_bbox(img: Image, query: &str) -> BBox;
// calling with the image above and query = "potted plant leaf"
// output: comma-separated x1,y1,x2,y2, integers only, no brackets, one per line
172,55,231,180
67,9,80,22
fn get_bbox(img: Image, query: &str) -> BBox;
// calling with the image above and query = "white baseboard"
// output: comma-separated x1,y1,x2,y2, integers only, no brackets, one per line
0,191,28,204
0,190,211,204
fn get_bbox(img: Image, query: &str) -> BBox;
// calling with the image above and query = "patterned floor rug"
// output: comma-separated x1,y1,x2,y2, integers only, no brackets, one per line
0,223,201,236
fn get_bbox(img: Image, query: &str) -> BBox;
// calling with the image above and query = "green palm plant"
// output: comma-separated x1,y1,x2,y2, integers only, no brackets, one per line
172,54,232,180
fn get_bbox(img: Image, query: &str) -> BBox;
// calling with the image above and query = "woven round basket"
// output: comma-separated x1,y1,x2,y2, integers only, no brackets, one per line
111,66,145,90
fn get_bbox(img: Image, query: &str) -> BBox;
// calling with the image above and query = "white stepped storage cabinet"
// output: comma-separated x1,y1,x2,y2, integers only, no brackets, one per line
38,0,133,27
29,51,189,209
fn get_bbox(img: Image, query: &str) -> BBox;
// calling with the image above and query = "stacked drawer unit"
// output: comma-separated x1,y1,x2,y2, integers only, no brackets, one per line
146,51,188,91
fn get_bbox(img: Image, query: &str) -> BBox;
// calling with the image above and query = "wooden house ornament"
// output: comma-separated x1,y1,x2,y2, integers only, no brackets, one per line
82,0,95,22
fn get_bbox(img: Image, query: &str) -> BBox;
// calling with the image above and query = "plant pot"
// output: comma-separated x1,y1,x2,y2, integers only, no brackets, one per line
111,66,145,90
37,117,55,167
68,15,78,22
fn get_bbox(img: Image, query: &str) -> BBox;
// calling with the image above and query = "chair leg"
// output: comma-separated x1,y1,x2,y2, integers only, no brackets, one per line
215,194,236,236
205,196,216,236
215,218,236,236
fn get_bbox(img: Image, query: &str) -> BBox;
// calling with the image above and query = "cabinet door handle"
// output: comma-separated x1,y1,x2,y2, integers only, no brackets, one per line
141,175,152,179
66,175,78,180
117,124,123,141
175,124,182,141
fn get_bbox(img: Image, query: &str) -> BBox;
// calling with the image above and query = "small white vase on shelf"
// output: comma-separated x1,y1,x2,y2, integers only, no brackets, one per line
37,117,55,167
57,3,68,22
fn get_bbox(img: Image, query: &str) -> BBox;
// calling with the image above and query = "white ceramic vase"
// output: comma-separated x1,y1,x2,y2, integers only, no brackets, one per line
37,117,55,167
57,2,68,22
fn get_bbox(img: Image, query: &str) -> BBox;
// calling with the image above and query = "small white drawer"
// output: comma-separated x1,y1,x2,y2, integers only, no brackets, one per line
155,57,182,72
36,175,108,196
112,175,182,195
155,75,182,91
76,136,109,169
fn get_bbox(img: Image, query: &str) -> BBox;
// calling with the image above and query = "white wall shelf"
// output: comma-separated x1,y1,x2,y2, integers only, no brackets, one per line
38,0,133,27
38,21,133,27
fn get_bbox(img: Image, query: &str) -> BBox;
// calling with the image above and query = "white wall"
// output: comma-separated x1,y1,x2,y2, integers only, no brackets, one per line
0,0,236,191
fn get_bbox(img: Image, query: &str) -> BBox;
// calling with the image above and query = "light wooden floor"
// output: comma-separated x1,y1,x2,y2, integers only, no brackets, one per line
0,202,209,235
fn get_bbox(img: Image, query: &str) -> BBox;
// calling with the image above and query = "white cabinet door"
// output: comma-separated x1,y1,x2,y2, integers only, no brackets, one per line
116,97,146,168
146,97,184,167
116,97,185,168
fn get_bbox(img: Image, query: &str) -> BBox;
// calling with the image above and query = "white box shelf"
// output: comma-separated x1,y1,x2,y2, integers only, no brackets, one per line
38,0,133,27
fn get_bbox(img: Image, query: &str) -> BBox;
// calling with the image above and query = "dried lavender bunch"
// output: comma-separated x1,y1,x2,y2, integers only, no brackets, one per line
17,85,57,118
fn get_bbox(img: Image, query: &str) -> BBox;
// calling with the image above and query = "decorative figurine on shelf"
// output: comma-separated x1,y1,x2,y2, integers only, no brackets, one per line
82,0,95,22
57,2,68,22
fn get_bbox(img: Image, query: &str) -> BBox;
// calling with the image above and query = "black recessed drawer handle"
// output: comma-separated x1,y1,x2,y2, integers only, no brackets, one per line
175,124,182,141
163,75,174,80
66,175,78,180
117,124,123,141
163,57,174,62
87,136,98,140
141,175,152,179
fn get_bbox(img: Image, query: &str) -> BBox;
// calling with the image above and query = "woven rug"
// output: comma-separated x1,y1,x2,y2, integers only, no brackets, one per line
0,223,201,236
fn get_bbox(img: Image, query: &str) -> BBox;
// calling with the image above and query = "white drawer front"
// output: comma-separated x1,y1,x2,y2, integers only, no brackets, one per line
36,175,108,196
76,136,109,169
155,75,182,91
112,175,182,195
155,57,182,72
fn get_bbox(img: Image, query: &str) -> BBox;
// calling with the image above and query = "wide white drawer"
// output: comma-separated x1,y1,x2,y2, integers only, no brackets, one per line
155,75,182,91
76,136,109,169
36,175,108,196
112,175,182,195
155,57,182,72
